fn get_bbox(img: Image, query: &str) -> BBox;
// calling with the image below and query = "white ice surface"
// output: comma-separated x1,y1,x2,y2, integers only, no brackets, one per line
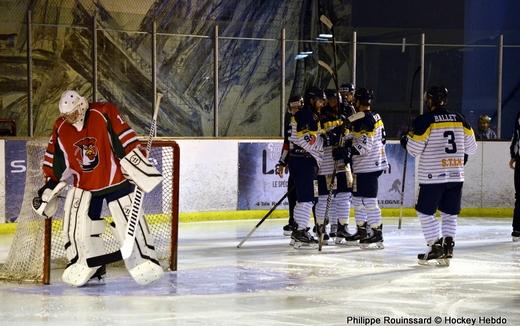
0,217,519,326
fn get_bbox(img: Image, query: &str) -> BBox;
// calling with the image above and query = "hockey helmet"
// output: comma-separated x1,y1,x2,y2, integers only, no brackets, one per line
288,95,304,108
59,90,88,128
425,86,448,105
339,83,355,93
324,89,337,99
305,86,326,101
354,88,374,105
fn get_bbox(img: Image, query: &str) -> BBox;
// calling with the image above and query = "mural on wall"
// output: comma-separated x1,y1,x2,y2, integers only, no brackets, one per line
0,0,353,137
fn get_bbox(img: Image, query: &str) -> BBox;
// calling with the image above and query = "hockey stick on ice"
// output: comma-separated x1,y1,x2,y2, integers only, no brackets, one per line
120,92,163,259
237,186,294,248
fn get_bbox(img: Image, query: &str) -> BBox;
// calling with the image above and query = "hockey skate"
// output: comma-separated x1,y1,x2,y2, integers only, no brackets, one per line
441,237,455,266
329,223,338,239
283,223,296,236
334,223,353,245
87,265,106,284
291,229,318,249
512,231,520,242
359,224,384,250
344,222,367,246
418,239,448,266
313,224,330,246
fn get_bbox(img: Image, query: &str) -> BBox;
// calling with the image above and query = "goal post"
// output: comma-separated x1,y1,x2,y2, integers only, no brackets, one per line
0,138,180,284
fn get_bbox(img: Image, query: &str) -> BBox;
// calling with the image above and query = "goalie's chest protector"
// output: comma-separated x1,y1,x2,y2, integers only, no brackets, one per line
56,108,127,192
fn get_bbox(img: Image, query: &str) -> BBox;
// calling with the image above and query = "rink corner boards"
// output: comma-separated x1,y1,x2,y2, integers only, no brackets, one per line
0,207,513,234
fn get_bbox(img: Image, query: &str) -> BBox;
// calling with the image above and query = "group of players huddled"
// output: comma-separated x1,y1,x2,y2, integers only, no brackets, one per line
277,84,477,266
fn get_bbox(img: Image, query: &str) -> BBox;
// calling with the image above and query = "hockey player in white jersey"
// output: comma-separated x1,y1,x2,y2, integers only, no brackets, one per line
401,86,477,265
314,89,354,245
339,83,356,116
288,87,329,249
344,88,388,249
276,95,303,236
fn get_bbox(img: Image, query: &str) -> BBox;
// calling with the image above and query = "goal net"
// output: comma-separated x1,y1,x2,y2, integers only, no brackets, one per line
0,139,179,284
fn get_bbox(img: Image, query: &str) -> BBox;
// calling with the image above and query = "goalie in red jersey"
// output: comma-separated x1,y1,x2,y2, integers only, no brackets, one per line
33,90,163,287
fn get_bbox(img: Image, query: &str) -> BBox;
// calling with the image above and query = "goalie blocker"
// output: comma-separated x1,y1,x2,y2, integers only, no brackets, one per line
120,148,163,193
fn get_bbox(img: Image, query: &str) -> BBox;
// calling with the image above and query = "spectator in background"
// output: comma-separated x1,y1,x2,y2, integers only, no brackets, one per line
476,115,497,140
509,112,520,242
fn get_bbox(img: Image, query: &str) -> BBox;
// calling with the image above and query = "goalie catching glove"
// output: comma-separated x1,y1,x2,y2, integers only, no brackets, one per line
32,180,67,218
120,148,163,193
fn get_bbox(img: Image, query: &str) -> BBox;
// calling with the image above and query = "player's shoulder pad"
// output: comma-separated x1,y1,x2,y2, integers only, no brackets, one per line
412,113,435,136
352,111,376,132
295,106,318,131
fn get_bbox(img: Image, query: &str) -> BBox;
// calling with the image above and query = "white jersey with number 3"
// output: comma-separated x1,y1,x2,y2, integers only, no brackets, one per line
406,107,477,184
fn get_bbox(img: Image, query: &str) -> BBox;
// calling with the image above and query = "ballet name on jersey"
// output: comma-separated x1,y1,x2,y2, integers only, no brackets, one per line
434,114,457,122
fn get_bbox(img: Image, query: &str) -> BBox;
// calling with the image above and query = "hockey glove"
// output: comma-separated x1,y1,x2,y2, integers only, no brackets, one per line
33,180,67,218
275,161,287,178
332,146,346,161
332,146,353,165
399,132,408,150
37,179,58,198
325,127,343,147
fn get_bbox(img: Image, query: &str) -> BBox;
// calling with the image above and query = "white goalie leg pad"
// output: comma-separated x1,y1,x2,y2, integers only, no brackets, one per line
120,148,163,193
61,187,106,287
108,194,164,285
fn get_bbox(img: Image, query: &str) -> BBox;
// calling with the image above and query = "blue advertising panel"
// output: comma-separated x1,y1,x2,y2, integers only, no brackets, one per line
238,141,415,210
238,142,289,210
378,143,415,208
5,140,27,222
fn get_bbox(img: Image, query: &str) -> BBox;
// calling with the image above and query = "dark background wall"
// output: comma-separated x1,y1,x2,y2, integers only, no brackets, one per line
0,0,518,138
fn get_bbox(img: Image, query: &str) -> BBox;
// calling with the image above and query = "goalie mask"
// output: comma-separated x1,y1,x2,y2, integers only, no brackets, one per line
59,90,88,131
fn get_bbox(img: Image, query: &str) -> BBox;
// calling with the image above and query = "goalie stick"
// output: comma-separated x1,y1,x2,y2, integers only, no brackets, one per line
237,187,294,248
120,92,163,259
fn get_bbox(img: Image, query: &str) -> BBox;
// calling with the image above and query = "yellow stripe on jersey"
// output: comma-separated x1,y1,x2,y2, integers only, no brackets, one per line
410,121,466,142
295,130,323,138
464,127,474,136
322,119,343,130
431,121,463,129
351,120,384,138
410,126,431,142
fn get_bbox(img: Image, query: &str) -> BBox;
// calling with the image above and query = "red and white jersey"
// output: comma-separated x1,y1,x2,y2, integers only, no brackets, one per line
43,102,140,194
